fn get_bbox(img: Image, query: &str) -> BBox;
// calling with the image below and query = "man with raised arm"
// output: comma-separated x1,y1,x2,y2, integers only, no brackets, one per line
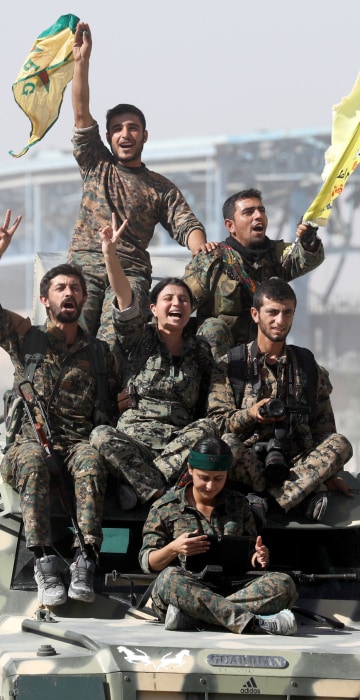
184,188,325,359
67,21,215,350
0,210,119,607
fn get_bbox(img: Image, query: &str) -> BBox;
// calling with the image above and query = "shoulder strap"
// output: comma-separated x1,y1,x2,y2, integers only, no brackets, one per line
23,326,48,382
288,345,318,417
87,337,113,426
227,343,248,408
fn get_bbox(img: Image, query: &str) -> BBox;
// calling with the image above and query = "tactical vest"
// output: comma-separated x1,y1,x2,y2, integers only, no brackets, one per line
197,241,285,344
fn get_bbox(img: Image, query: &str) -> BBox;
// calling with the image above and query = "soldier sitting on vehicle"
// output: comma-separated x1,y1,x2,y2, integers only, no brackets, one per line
89,215,220,510
183,188,324,360
0,210,120,607
139,435,298,635
207,278,353,521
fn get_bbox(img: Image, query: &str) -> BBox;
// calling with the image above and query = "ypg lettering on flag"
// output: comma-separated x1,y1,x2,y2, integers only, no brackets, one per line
10,14,79,158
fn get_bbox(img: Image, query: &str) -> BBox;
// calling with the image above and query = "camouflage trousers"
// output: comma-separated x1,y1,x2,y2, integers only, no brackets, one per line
222,432,353,511
67,252,150,351
90,418,218,502
1,439,107,550
197,317,233,362
151,567,298,633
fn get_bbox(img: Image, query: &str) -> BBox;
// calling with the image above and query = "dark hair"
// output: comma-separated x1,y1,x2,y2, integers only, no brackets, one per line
150,277,193,306
106,103,146,132
40,264,87,298
191,435,232,457
222,188,262,220
252,278,297,311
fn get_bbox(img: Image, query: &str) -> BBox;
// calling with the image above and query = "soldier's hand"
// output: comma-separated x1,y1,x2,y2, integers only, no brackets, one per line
252,535,270,568
99,214,128,255
0,210,22,259
173,532,210,557
195,240,219,254
73,21,92,61
326,476,354,498
249,398,284,424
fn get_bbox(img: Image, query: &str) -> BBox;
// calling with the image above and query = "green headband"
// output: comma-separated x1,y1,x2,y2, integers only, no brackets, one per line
188,450,232,471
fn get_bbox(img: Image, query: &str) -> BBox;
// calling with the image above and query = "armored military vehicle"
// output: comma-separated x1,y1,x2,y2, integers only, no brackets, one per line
1,253,360,700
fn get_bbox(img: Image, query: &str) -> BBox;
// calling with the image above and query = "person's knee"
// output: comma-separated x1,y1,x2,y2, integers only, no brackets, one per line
89,425,116,451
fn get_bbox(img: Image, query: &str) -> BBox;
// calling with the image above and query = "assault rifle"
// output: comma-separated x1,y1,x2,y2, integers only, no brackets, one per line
18,380,88,560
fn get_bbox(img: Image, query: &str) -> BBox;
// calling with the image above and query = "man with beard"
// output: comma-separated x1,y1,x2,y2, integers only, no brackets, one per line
0,210,119,607
67,21,214,350
207,279,353,522
183,188,324,360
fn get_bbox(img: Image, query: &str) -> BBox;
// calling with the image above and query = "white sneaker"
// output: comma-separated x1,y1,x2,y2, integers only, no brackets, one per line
68,555,95,603
34,555,67,607
255,609,297,635
164,604,199,631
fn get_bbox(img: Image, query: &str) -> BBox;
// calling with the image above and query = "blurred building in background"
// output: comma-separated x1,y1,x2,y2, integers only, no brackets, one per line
0,127,359,466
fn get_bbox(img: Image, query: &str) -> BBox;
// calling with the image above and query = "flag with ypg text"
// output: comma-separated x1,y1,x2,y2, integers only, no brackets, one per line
303,71,360,225
10,14,79,158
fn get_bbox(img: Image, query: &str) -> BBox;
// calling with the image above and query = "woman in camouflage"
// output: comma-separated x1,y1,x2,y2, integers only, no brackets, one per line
90,215,219,509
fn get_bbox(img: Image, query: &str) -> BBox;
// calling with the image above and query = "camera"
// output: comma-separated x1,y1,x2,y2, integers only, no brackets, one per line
258,398,285,420
254,437,290,487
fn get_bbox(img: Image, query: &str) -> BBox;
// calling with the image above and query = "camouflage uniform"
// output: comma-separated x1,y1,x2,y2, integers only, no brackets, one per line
0,308,119,550
183,236,325,359
90,299,219,501
207,341,353,511
139,486,297,632
67,122,205,348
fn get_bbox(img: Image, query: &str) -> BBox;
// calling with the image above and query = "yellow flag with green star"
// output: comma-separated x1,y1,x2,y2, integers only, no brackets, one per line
10,14,79,158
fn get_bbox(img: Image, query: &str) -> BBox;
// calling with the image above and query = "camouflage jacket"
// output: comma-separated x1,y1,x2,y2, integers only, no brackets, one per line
207,341,337,459
139,484,257,573
68,122,205,282
0,308,119,448
183,237,324,344
112,300,216,437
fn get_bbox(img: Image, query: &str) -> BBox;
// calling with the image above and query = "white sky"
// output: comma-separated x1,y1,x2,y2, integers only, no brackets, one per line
2,0,360,164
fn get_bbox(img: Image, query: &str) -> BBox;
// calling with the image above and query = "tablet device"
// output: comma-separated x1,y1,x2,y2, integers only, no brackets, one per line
184,535,254,577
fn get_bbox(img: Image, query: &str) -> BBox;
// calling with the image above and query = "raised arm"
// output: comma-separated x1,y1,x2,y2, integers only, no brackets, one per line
72,21,94,128
0,210,22,259
99,214,132,309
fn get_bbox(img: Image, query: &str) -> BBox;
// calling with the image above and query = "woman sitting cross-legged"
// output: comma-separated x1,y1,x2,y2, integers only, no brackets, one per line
139,436,298,635
90,215,219,510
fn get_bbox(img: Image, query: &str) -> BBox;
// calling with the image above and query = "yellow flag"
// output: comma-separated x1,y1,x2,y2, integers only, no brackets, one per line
303,72,360,225
10,14,79,158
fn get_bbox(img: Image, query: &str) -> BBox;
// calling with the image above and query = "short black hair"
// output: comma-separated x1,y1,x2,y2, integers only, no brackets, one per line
222,188,262,220
40,264,87,298
150,277,193,306
252,278,297,311
106,103,146,132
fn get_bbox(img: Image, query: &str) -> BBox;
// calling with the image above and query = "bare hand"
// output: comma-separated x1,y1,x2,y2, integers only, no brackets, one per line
326,476,354,498
73,21,92,61
0,210,22,258
252,535,269,569
193,240,219,255
172,532,210,557
99,214,128,254
249,397,285,424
